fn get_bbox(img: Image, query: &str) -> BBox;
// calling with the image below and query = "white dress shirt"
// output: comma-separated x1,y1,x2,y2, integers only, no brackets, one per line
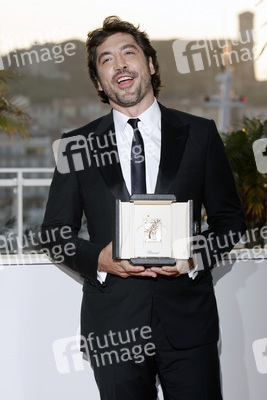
97,98,197,282
113,98,161,194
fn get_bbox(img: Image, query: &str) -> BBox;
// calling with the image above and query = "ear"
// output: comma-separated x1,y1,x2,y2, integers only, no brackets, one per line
148,56,155,75
96,77,103,91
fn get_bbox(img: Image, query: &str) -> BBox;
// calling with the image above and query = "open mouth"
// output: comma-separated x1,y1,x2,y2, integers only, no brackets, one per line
116,75,134,85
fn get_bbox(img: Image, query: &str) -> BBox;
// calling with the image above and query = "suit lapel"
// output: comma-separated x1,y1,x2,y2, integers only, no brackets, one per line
93,104,189,199
94,111,130,201
155,103,190,194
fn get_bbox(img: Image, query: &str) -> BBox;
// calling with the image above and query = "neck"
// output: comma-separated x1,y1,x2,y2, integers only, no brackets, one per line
110,93,155,117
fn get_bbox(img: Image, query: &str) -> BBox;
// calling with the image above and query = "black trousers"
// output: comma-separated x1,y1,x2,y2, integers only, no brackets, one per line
89,302,223,400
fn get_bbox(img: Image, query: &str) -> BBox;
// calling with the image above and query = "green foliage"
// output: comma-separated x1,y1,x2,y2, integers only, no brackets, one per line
0,68,32,138
222,117,267,244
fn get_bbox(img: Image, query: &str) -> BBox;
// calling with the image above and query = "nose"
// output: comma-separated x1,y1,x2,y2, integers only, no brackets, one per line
114,54,127,70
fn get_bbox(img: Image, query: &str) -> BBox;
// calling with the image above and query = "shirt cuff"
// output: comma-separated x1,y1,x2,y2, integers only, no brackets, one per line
97,271,107,283
188,264,198,280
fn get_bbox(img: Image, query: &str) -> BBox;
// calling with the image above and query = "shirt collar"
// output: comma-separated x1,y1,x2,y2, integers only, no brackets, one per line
113,98,161,134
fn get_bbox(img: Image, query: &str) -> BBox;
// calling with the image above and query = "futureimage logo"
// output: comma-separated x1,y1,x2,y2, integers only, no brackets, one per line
253,138,267,174
173,29,255,74
53,131,146,174
0,42,76,70
53,335,85,374
53,326,156,374
253,338,267,374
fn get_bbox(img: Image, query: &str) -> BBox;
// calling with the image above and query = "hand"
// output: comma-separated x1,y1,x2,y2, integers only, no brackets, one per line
98,242,157,279
149,258,195,277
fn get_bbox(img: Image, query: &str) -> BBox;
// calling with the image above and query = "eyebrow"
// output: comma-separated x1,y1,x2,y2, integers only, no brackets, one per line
98,44,139,64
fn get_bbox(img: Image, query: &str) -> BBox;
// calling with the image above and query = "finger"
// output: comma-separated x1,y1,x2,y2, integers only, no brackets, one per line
155,270,179,276
150,267,179,277
118,262,145,273
137,270,157,278
127,268,157,278
161,266,178,272
149,267,163,273
118,263,156,277
151,266,177,273
125,266,146,274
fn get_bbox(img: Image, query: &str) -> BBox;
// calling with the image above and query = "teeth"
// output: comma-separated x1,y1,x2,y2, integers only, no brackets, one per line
118,76,133,83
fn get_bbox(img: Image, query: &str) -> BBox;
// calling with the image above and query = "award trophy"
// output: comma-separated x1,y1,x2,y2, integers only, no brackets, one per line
113,194,194,265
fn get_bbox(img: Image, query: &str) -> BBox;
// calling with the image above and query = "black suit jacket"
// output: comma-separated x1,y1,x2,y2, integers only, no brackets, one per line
42,103,246,349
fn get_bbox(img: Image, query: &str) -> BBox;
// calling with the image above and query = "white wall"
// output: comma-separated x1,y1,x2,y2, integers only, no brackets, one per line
213,255,267,400
0,255,266,400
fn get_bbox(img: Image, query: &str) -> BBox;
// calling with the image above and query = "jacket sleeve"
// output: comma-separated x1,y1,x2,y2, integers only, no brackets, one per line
41,148,105,283
196,120,246,273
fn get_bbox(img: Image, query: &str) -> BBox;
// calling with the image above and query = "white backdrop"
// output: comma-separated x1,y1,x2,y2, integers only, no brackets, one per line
0,255,266,400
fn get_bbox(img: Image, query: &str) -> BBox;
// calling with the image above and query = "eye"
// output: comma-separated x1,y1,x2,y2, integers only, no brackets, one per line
102,57,110,64
125,51,135,56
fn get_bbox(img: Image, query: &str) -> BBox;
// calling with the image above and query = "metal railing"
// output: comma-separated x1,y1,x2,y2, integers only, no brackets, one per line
0,168,54,255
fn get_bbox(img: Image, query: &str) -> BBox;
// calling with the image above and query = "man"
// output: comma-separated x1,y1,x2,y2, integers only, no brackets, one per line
42,16,246,400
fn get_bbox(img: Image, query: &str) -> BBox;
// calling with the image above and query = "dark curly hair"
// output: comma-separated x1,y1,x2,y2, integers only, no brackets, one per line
85,16,162,104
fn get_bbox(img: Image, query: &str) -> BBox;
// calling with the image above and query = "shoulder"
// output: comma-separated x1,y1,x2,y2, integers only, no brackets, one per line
61,112,111,139
159,102,215,130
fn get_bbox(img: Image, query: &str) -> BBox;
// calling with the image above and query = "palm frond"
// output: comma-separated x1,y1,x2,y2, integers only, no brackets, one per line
0,68,31,137
222,116,267,242
0,67,18,92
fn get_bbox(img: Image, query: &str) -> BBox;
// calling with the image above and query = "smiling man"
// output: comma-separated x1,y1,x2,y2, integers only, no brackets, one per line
96,33,155,111
42,16,246,400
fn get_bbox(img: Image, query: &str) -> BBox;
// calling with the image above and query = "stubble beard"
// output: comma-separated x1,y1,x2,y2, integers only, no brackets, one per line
99,69,153,108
